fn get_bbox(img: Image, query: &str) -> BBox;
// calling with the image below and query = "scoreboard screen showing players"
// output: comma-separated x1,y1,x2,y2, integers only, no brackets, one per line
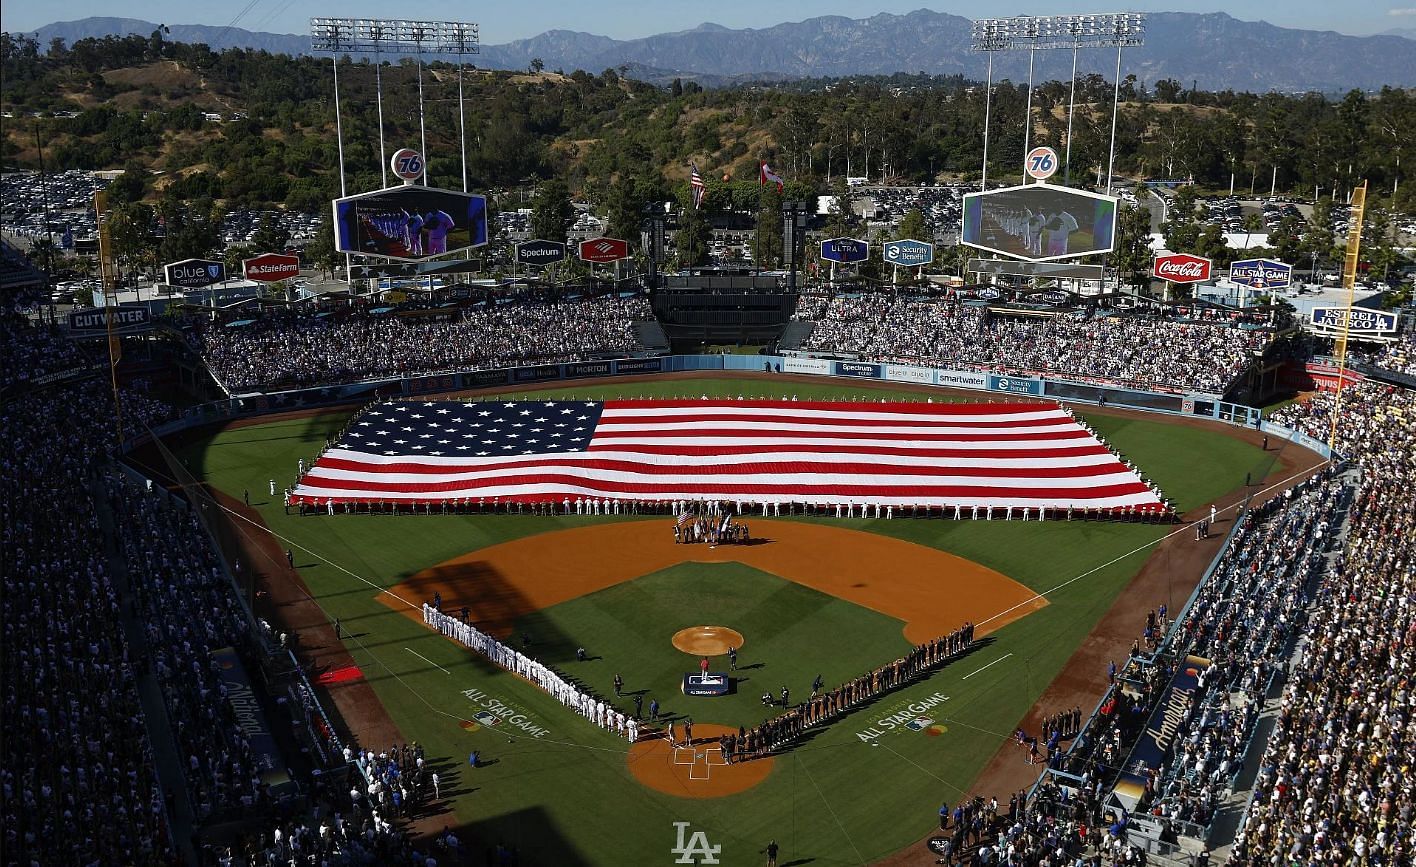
961,184,1117,263
333,186,488,262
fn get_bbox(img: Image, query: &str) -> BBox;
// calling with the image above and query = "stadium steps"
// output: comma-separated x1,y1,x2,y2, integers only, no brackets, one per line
1203,468,1360,864
776,320,816,351
92,478,200,865
632,319,670,352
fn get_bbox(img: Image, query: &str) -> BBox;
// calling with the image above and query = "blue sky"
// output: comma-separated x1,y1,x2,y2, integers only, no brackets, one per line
5,0,1409,40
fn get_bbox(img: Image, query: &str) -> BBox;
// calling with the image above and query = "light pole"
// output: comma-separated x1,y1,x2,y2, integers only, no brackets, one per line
972,14,1145,188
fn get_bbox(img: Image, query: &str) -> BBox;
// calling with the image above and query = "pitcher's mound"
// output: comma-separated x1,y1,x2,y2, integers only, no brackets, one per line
672,626,744,656
627,723,773,798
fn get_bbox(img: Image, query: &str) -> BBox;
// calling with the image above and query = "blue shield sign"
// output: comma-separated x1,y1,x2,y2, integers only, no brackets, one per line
820,237,869,264
1229,258,1292,289
883,239,935,267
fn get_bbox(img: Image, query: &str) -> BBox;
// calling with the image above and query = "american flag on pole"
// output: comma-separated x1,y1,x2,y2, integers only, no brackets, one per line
290,399,1164,512
689,163,706,210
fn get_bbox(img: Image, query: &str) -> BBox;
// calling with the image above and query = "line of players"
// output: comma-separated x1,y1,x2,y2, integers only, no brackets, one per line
722,621,977,763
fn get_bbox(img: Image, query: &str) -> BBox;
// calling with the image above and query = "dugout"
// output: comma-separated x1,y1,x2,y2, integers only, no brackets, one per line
651,271,799,351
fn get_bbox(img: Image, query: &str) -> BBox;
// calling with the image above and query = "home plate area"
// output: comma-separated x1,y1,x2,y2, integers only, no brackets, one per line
626,723,774,798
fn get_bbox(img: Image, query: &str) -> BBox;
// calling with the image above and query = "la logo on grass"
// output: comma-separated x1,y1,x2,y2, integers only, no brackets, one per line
671,821,721,864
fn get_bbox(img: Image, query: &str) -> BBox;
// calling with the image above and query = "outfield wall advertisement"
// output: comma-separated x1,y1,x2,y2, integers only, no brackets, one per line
884,364,933,384
988,374,1044,396
834,361,883,379
935,369,989,390
783,357,831,375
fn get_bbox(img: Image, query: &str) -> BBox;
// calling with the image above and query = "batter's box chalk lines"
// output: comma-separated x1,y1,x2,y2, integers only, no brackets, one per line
405,646,452,674
962,652,1014,680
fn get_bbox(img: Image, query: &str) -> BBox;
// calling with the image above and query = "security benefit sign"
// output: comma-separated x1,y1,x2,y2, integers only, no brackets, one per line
883,239,935,267
333,186,488,261
1309,306,1399,339
961,184,1117,263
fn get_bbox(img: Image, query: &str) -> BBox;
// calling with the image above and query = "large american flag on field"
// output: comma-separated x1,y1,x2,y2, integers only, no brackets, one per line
290,399,1164,511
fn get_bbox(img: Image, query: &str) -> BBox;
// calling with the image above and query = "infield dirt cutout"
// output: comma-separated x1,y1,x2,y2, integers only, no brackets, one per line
389,518,1045,798
671,626,745,656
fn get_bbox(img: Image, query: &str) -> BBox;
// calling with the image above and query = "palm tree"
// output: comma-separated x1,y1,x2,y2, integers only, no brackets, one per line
1241,212,1264,252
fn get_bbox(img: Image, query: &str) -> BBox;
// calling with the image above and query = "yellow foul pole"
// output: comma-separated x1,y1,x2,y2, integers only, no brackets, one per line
1327,180,1366,451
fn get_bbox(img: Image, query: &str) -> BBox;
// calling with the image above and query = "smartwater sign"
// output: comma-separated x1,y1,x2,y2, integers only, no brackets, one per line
988,374,1043,396
834,361,882,379
935,369,989,390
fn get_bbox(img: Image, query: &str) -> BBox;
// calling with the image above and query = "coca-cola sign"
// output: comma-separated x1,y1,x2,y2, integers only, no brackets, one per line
1153,253,1212,284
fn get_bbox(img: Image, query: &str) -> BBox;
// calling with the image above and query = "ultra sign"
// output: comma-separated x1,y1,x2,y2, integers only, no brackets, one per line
883,239,935,267
820,237,869,264
1229,258,1292,289
164,258,226,288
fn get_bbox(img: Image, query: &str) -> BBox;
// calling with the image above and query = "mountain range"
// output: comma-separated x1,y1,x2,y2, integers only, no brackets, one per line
18,11,1416,93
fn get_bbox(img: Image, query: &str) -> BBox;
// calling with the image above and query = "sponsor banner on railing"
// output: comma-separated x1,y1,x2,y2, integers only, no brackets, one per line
934,369,988,390
783,356,831,375
834,360,883,379
406,374,458,395
512,364,563,382
988,374,1043,396
615,358,664,374
884,363,933,384
464,369,512,388
211,646,292,792
566,361,614,378
1111,653,1211,811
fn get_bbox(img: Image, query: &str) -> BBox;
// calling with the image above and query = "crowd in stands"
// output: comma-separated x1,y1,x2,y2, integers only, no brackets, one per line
195,295,652,391
1354,328,1416,378
798,294,1269,393
1224,384,1416,866
0,310,90,390
1,375,177,865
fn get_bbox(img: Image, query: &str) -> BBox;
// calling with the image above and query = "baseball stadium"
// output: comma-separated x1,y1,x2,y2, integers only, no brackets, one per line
3,9,1415,867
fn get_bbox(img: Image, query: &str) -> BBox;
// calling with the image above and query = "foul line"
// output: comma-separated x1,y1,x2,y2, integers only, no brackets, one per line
962,653,1013,680
879,741,966,795
976,461,1328,629
799,754,865,865
405,646,451,674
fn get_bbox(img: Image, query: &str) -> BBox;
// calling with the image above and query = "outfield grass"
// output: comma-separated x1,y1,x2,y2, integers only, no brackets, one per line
171,375,1267,865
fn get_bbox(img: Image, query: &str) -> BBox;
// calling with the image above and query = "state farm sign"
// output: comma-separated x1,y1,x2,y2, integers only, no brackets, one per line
243,253,300,283
1153,253,1212,284
577,237,629,264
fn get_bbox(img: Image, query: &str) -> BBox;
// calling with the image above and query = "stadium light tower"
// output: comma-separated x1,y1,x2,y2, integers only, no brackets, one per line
971,13,1145,190
311,19,481,192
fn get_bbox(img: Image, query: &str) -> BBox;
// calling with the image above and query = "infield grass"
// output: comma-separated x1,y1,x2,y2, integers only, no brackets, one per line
166,374,1272,865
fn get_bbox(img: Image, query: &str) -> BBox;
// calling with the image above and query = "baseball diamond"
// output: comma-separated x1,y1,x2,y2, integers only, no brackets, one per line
8,33,1407,866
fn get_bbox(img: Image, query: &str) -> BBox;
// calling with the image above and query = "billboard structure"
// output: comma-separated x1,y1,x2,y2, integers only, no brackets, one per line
961,184,1117,263
820,238,869,264
164,258,226,288
333,186,488,262
1229,258,1292,290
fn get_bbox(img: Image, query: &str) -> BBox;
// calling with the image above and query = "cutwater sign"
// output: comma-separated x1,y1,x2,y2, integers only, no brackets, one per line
988,374,1043,396
68,305,152,335
834,361,882,378
883,239,934,267
1229,258,1292,289
164,257,225,288
820,237,869,264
